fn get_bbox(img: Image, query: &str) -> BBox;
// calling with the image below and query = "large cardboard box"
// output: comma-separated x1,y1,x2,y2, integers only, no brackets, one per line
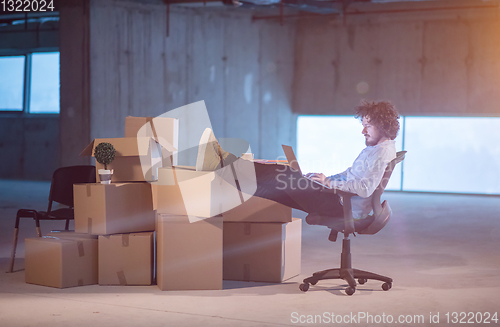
98,232,154,285
74,182,155,235
124,116,179,166
223,218,302,283
221,196,292,223
156,214,223,290
80,137,169,182
25,236,98,288
153,161,256,219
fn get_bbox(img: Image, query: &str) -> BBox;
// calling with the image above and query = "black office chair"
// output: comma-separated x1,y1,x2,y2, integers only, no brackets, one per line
300,151,406,295
7,165,96,273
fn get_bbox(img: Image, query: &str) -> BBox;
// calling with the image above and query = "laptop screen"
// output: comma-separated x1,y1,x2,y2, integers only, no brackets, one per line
282,145,302,174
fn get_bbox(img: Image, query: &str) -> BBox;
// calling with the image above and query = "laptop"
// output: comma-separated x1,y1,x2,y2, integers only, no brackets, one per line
281,145,331,189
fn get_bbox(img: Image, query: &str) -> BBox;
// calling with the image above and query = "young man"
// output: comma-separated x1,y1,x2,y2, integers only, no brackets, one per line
197,100,400,225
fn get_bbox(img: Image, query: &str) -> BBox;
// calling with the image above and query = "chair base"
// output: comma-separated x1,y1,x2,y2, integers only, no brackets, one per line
299,237,392,295
300,268,393,295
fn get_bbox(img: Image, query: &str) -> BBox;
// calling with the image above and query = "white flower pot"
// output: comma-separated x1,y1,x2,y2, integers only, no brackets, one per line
98,169,114,184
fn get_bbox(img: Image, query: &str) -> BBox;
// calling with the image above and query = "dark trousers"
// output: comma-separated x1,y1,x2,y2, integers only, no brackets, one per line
252,163,344,217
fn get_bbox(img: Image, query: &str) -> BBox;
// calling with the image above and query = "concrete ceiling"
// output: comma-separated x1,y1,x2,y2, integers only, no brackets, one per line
169,0,500,16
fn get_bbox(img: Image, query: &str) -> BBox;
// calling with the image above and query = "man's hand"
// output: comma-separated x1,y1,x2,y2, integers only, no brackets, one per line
305,172,328,184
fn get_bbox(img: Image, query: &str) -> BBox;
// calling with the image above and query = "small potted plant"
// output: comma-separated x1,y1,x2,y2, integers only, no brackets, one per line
94,142,116,184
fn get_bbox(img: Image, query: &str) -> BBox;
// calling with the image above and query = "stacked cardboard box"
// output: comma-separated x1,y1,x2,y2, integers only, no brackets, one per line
220,177,302,282
73,182,155,235
24,116,176,289
223,218,301,283
156,214,223,290
153,162,302,284
74,116,177,287
25,115,301,289
98,232,154,286
153,165,226,290
25,236,98,288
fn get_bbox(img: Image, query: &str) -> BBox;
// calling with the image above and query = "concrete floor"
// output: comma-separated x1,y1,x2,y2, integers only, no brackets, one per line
1,179,499,327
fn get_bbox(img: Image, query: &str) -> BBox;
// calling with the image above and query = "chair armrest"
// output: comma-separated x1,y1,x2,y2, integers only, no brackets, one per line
321,188,357,235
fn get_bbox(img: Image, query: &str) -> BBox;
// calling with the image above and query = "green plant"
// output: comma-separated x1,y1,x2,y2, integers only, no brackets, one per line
94,142,116,170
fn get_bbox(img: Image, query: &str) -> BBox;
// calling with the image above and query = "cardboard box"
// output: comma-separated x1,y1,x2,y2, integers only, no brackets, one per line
156,214,223,290
221,196,292,223
124,116,179,166
153,161,256,219
47,231,97,239
80,137,169,182
74,182,155,235
223,218,302,283
25,236,98,288
98,232,154,285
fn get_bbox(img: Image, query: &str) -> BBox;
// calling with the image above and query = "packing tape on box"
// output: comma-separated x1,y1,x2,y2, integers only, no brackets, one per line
87,217,92,234
77,241,85,257
86,184,91,197
122,234,129,247
117,271,127,285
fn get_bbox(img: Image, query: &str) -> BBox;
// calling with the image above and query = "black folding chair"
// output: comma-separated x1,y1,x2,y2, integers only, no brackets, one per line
7,165,96,273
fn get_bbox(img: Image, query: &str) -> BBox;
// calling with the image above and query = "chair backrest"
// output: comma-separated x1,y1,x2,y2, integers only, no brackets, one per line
47,165,96,212
370,151,406,218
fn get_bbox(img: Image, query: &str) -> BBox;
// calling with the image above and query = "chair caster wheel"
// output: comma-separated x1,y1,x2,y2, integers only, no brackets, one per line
382,282,392,291
304,277,318,285
345,286,355,296
358,278,367,285
299,283,310,292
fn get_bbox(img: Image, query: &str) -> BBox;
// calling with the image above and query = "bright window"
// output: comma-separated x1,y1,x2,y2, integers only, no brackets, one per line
298,115,500,195
0,52,60,114
29,52,60,114
297,116,403,191
0,56,25,111
403,117,500,194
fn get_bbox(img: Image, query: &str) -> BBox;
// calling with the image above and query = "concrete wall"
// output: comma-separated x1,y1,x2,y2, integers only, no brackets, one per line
293,7,500,116
59,0,91,168
20,0,500,179
0,116,59,180
60,0,297,167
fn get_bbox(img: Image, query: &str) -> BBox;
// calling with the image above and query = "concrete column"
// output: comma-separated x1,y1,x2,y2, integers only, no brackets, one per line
59,0,91,167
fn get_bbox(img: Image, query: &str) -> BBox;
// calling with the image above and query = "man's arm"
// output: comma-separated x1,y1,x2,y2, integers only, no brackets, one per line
305,169,347,184
328,170,348,182
327,147,394,198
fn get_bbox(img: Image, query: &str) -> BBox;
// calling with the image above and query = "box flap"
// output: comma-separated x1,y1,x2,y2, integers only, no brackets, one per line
156,136,177,153
134,118,177,153
80,140,95,156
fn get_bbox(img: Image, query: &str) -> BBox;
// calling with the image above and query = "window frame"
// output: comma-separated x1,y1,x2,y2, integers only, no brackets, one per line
0,48,59,116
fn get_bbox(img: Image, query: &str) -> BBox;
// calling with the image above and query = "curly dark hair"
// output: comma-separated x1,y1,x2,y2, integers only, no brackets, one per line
354,100,400,140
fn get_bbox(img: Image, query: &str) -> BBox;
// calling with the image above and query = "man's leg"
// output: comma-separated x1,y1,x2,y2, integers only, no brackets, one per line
252,163,344,217
194,129,343,217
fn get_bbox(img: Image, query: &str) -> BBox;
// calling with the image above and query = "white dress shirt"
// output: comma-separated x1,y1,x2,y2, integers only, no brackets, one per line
327,140,396,218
